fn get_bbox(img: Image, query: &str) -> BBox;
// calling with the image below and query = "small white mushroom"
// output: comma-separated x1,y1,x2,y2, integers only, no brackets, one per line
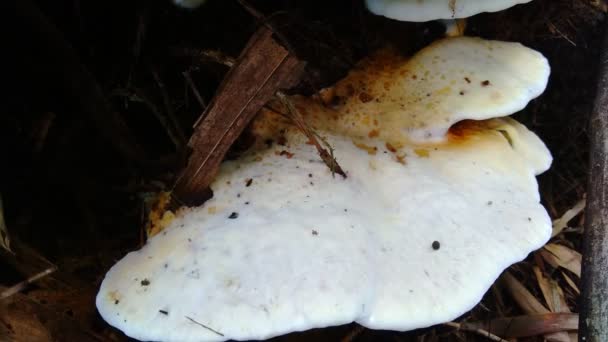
366,0,534,22
96,37,552,342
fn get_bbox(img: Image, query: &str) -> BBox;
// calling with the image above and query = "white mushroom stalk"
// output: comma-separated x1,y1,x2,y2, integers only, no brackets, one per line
97,37,552,342
365,0,534,22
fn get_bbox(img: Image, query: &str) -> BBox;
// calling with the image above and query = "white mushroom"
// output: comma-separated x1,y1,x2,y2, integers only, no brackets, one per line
96,37,552,342
307,37,549,143
365,0,534,22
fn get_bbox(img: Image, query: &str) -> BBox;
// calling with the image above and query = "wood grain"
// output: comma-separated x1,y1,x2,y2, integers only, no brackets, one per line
173,27,305,205
580,22,608,342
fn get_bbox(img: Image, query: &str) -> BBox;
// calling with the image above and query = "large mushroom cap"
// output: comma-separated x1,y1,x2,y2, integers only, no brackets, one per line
97,37,552,342
366,0,534,22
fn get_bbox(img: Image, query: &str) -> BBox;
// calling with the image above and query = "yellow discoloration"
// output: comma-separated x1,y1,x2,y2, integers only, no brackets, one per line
146,192,176,238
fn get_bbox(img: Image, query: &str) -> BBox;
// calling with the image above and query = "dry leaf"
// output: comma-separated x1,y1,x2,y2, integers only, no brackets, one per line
552,198,585,237
542,244,582,277
561,271,580,295
502,272,549,314
534,266,556,312
462,313,578,338
502,272,572,342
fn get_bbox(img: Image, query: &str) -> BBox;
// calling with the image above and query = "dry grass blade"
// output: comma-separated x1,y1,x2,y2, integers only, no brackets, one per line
541,244,582,277
502,271,550,314
561,271,580,295
462,313,579,338
1,266,57,300
552,198,585,237
276,91,347,178
534,267,571,314
444,321,509,342
182,70,207,110
501,271,572,342
0,193,11,253
534,266,557,312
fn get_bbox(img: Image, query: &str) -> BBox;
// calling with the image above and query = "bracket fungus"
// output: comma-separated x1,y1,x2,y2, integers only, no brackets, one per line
97,37,552,342
365,0,534,22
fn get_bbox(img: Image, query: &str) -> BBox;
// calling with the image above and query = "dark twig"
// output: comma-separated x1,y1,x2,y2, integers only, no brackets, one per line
580,19,608,342
1,266,57,300
182,70,207,110
113,88,184,151
171,48,236,67
151,68,187,150
276,92,347,178
235,0,297,57
445,322,509,342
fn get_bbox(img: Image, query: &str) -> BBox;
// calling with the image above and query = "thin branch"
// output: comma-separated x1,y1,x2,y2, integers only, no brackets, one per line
113,88,184,151
276,91,347,178
151,68,187,150
182,70,207,110
171,48,236,68
445,322,509,342
1,266,57,300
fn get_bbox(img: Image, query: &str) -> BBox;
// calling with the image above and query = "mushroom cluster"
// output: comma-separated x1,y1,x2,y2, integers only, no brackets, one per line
97,33,552,341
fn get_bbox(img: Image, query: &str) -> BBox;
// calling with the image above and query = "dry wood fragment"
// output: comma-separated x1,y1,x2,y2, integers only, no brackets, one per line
173,26,305,205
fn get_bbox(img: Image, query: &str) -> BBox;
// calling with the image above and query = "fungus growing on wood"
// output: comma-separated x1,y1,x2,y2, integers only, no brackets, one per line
365,0,534,22
97,37,552,342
